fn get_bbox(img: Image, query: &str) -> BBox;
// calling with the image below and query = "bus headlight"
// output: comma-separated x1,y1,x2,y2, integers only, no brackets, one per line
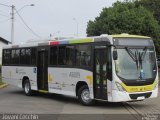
115,82,126,92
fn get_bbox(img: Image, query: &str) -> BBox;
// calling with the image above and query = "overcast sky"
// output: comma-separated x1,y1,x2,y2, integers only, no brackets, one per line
0,0,119,44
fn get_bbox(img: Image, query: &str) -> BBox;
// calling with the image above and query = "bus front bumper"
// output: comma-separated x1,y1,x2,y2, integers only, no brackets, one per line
111,88,158,102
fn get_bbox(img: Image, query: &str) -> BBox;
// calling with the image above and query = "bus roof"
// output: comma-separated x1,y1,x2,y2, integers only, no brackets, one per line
3,34,151,49
111,33,151,39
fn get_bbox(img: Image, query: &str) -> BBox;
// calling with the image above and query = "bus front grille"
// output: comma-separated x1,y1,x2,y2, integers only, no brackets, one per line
129,92,152,100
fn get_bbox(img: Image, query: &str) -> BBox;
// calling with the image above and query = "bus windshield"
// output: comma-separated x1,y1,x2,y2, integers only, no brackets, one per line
115,47,156,80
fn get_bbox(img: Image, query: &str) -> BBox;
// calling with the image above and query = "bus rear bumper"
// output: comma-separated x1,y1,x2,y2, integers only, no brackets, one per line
111,88,158,102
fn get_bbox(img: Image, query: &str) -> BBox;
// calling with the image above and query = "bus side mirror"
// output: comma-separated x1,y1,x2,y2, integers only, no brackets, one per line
113,51,118,60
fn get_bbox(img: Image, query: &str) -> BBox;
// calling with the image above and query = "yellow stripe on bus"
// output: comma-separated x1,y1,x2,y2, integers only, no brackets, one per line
38,90,48,93
86,75,93,86
69,38,93,44
121,80,157,93
111,34,151,39
48,73,53,82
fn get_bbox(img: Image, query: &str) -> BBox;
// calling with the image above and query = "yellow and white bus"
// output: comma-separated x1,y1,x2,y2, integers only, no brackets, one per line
2,34,159,105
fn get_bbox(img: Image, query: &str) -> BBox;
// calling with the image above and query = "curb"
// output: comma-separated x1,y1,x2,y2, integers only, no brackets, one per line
0,83,8,89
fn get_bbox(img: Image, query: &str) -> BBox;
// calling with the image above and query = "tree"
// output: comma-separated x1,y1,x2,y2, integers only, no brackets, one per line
135,0,160,23
86,1,160,54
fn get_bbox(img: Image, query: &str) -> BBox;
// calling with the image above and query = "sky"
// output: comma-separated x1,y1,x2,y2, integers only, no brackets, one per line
0,0,119,44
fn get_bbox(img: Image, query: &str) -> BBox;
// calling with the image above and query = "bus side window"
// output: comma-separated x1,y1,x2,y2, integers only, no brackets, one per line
3,49,11,65
75,45,91,67
58,46,66,65
25,48,31,64
50,46,58,65
31,48,36,65
20,49,26,65
15,49,20,64
66,46,74,66
11,49,16,64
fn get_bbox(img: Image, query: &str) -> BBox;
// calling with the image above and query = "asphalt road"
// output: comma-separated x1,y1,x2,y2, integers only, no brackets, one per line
0,85,159,120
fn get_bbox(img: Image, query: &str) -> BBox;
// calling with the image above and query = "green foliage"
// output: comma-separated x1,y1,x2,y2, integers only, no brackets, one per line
86,1,160,54
135,0,160,23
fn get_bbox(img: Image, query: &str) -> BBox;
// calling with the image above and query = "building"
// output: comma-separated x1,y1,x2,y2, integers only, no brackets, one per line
0,37,10,64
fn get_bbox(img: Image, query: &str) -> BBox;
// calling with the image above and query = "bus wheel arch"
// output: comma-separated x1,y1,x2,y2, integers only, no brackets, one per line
22,76,29,88
76,81,88,96
76,81,94,105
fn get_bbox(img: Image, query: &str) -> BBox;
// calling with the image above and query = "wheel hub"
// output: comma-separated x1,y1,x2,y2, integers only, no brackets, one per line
25,83,30,93
81,89,91,103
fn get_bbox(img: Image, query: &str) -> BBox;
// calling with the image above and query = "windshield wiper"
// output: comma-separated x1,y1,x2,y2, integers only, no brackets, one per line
139,47,147,69
125,47,147,70
140,47,147,61
125,47,139,70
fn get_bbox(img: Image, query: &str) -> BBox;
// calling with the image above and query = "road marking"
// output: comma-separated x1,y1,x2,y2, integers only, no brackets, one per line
123,102,142,120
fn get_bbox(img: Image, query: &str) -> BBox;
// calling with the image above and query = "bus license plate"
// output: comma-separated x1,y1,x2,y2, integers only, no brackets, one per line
137,96,145,100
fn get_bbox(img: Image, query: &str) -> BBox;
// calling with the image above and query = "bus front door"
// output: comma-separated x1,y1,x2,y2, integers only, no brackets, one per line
37,49,48,91
94,48,108,100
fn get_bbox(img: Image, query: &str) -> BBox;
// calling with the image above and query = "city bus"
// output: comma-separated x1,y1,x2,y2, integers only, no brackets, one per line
2,34,159,105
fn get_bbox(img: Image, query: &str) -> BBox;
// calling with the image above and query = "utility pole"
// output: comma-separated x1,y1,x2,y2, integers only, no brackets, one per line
0,4,34,44
11,5,15,44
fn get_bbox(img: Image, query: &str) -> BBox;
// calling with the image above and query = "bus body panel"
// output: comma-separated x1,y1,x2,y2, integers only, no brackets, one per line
2,66,94,99
107,80,112,101
2,66,37,90
111,88,158,102
48,67,94,98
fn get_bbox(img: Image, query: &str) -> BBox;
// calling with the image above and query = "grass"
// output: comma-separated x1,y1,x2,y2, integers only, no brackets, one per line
0,74,3,85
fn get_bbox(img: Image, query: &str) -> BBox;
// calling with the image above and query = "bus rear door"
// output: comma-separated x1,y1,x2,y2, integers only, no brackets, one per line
37,47,48,91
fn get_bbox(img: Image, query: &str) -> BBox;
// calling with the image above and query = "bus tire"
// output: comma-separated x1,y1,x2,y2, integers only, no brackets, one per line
78,85,94,106
24,79,32,96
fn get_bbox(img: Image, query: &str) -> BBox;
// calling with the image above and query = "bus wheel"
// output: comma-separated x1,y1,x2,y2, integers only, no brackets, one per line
24,80,32,96
78,85,94,106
